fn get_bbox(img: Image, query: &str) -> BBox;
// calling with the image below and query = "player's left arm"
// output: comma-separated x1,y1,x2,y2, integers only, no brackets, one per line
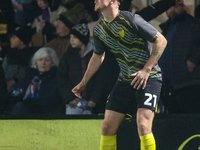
131,33,167,90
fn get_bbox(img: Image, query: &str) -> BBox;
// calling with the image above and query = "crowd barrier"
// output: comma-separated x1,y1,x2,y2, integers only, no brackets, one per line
0,114,199,150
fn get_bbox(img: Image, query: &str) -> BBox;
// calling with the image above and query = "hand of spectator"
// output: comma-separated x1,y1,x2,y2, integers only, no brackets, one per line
0,46,2,52
7,79,15,90
187,60,196,72
72,82,87,99
130,68,150,90
69,98,79,107
88,100,96,107
36,20,46,32
13,4,23,11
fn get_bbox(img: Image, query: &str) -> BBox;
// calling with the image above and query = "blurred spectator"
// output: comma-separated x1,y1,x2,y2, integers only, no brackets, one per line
10,47,61,115
0,65,9,114
31,0,67,44
62,0,98,21
0,0,14,65
159,1,200,113
2,25,37,90
12,0,34,26
0,10,11,65
57,24,117,114
0,0,15,34
45,3,85,60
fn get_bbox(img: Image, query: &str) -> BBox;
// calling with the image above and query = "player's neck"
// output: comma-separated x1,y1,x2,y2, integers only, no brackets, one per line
102,7,119,23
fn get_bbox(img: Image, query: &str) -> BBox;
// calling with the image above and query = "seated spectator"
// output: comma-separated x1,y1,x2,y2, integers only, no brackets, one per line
10,47,61,115
2,25,37,90
31,0,67,44
45,3,85,60
57,24,118,114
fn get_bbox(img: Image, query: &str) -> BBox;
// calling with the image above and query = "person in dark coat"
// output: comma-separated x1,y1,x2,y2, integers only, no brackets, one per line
2,25,37,90
10,47,61,115
159,0,200,113
57,24,118,114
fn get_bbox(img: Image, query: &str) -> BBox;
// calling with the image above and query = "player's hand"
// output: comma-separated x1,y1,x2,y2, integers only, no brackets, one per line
72,82,87,99
187,60,196,72
88,100,96,107
130,69,150,90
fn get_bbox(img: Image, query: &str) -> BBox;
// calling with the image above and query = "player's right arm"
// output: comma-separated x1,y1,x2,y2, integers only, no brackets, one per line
71,52,105,99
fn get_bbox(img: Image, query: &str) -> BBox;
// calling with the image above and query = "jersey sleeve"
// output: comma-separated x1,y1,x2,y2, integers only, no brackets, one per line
93,28,107,55
130,13,159,42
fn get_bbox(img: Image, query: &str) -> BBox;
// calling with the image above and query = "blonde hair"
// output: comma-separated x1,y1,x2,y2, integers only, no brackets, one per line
31,47,59,68
117,0,120,6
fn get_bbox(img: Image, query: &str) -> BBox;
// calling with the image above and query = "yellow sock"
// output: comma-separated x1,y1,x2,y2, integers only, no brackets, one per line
139,133,156,150
100,134,116,150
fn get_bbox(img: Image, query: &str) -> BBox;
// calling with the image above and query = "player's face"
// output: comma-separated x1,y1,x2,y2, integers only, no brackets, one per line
94,0,112,12
70,34,83,48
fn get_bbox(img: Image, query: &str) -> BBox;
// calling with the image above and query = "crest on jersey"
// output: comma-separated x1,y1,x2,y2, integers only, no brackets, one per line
119,30,125,37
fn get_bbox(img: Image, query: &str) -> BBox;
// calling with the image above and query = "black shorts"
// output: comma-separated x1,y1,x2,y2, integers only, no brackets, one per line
106,78,162,115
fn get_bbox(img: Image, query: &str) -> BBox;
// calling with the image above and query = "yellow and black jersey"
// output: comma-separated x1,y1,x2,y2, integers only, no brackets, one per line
93,10,162,83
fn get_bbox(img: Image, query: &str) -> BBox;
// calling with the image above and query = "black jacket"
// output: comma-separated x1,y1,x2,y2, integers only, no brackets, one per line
2,47,38,82
159,12,200,89
9,67,61,114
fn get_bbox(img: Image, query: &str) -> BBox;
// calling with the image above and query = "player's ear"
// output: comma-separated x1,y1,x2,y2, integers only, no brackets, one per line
110,0,116,4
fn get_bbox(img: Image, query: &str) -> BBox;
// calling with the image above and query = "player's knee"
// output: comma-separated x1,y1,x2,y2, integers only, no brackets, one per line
102,121,110,131
101,120,113,135
137,122,148,134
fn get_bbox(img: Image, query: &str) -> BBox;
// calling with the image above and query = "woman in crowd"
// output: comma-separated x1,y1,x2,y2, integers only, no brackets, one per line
10,47,61,115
